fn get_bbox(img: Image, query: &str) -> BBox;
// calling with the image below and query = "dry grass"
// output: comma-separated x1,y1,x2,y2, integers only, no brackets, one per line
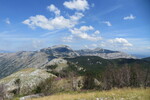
29,88,150,100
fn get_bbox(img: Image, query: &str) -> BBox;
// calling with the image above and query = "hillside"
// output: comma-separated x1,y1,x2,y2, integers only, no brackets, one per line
0,45,136,79
143,57,150,61
66,56,149,76
0,51,55,79
0,56,149,99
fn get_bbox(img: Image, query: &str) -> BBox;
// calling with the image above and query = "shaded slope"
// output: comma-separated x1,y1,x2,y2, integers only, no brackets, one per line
0,51,55,79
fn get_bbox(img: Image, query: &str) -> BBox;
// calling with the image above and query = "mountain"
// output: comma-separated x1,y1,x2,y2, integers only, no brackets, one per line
75,48,136,59
0,56,149,99
0,51,55,79
142,57,150,61
40,45,79,58
0,45,135,79
131,54,150,58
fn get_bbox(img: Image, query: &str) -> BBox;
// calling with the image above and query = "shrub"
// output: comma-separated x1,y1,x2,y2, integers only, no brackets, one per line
32,78,55,95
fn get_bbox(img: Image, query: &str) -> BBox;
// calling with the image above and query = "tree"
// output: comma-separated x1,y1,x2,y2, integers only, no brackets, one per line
15,79,21,94
144,67,150,88
32,78,55,95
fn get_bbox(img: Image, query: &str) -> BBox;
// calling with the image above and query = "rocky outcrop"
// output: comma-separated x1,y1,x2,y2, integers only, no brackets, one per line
0,68,56,99
45,58,69,73
19,94,44,100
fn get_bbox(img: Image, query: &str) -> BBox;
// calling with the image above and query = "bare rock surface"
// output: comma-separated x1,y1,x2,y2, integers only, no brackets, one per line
19,94,44,100
0,68,56,99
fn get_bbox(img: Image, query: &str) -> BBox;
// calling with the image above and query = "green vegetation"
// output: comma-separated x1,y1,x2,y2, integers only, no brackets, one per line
66,56,150,89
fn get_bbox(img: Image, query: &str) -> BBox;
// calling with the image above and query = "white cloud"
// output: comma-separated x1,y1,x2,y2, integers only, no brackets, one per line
41,30,61,37
69,26,101,41
5,18,10,24
147,47,150,50
83,44,98,49
23,15,74,30
79,25,94,31
63,35,74,42
99,42,105,47
108,38,133,47
23,4,84,30
32,40,44,49
123,14,135,20
47,4,60,16
84,45,88,48
103,21,112,26
23,11,84,30
69,12,84,22
63,0,89,11
91,44,97,47
94,30,100,34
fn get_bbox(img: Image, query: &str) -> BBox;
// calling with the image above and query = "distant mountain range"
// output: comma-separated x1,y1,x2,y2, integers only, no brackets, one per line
40,45,136,59
132,54,150,58
0,45,137,79
75,48,136,59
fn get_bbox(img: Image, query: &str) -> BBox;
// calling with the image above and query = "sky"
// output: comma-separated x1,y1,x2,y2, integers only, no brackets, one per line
0,0,150,56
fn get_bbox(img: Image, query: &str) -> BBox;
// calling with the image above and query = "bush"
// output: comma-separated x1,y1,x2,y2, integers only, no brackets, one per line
32,78,55,95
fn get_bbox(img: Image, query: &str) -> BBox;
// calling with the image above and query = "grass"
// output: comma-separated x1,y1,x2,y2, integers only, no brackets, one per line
28,88,150,100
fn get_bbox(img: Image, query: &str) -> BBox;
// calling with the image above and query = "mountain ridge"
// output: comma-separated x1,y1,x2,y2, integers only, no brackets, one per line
0,45,136,79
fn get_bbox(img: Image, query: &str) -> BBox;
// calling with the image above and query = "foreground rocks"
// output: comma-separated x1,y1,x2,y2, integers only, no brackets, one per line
0,68,56,99
20,94,44,100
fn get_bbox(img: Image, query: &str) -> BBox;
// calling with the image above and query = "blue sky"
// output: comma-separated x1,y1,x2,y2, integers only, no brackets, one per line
0,0,150,56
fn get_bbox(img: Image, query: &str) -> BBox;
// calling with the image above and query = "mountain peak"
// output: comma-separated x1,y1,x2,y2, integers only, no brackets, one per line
51,45,70,49
40,45,79,58
94,47,103,51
